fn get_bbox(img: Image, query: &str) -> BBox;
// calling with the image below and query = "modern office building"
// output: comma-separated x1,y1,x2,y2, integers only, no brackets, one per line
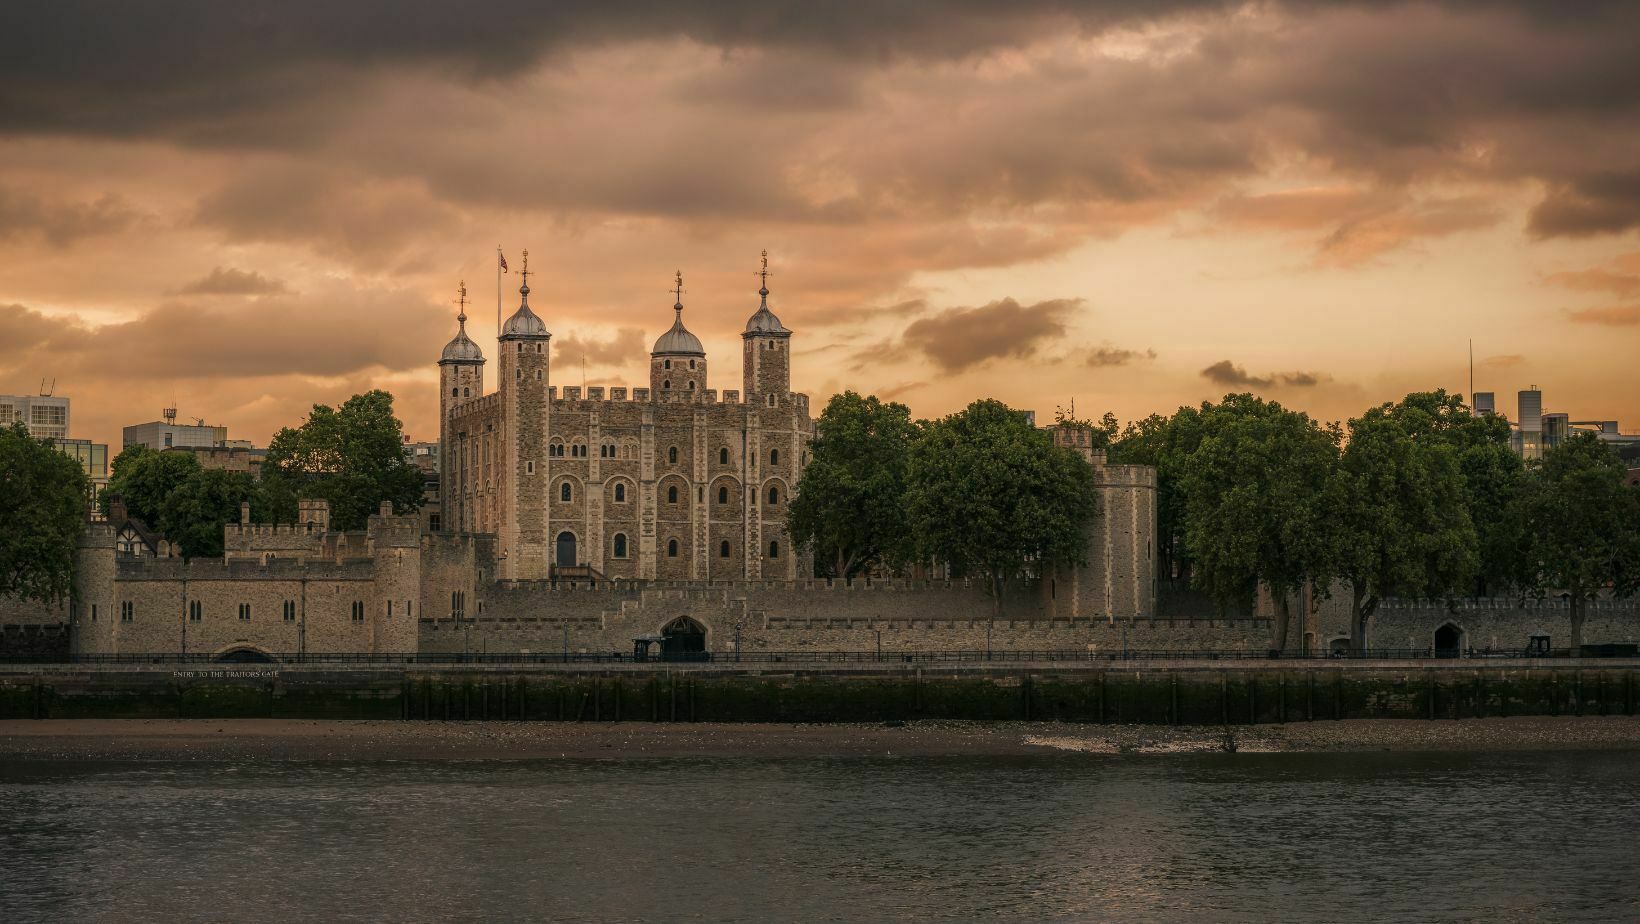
0,393,71,441
52,438,110,500
1472,391,1495,415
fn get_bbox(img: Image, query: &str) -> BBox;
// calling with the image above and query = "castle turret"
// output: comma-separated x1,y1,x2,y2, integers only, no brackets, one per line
742,250,791,405
651,270,707,395
497,251,551,579
438,281,485,530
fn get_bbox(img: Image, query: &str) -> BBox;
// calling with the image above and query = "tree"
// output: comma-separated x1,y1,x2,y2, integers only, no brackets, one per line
1336,399,1478,651
1520,433,1640,650
259,390,424,531
158,469,259,559
905,399,1098,615
0,422,89,605
1178,394,1341,649
787,391,917,578
100,444,201,524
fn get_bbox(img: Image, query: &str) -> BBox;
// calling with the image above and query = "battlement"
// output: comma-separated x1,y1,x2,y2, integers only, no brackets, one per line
545,385,808,410
115,555,378,581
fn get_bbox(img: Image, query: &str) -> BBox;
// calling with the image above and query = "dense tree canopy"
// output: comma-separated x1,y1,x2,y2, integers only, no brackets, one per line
1176,394,1341,648
100,445,201,524
905,399,1097,614
1111,406,1206,588
158,469,259,559
1336,397,1478,650
1520,432,1640,648
788,391,917,578
0,422,90,605
259,390,423,531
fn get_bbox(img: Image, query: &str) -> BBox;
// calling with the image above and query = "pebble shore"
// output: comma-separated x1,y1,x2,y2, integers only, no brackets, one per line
4,716,1640,761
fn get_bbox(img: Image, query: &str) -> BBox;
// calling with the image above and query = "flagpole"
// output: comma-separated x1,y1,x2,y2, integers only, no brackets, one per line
496,245,502,344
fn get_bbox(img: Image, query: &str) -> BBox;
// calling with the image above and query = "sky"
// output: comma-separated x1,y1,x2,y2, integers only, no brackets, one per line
1,1,1637,450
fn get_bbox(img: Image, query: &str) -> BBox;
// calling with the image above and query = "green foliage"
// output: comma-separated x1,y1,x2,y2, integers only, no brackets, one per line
788,391,917,578
906,399,1098,612
259,390,424,531
1521,433,1640,645
0,422,90,604
157,469,259,559
1052,407,1120,450
1177,394,1340,643
100,445,201,524
1337,397,1479,649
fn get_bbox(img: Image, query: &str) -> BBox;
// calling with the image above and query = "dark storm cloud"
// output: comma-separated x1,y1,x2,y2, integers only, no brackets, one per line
176,267,288,296
1201,360,1323,388
0,186,139,245
1085,346,1157,367
901,297,1077,372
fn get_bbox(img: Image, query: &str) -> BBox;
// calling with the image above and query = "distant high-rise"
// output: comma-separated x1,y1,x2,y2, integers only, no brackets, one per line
1473,392,1495,416
0,393,70,440
1516,387,1544,460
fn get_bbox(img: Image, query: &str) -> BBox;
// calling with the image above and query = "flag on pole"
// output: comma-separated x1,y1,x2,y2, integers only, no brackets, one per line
499,251,509,273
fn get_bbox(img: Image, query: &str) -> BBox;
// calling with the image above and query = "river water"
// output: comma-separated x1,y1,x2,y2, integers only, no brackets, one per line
2,751,1637,922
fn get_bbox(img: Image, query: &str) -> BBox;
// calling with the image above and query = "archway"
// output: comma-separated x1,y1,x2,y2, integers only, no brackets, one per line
555,531,577,567
661,616,707,661
1434,623,1463,659
215,647,274,663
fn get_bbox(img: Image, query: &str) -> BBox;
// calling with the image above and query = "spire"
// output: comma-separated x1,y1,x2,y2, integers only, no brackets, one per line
743,249,790,337
673,269,685,314
456,279,468,330
757,248,770,302
519,249,532,304
499,247,549,339
653,268,704,356
441,278,485,363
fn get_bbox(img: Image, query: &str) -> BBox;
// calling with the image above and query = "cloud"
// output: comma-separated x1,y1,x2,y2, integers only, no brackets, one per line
901,297,1078,372
1201,360,1324,388
176,266,288,296
1566,304,1640,326
1214,187,1502,265
554,327,648,367
1542,255,1640,298
0,186,139,245
1085,346,1157,367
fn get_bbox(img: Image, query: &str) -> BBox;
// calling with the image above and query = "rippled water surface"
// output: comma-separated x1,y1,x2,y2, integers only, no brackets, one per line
3,751,1638,922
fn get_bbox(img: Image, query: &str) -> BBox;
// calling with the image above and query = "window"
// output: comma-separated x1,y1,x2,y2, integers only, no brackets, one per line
667,539,679,557
767,394,776,407
718,486,729,504
770,449,779,465
613,533,628,558
560,482,573,502
719,540,731,558
283,600,296,622
769,540,780,559
550,442,565,457
664,359,672,370
767,486,779,504
1528,635,1551,655
121,601,134,622
90,604,98,622
719,448,729,465
601,443,615,458
687,381,695,390
668,446,678,464
238,603,251,621
451,387,459,397
662,379,671,389
614,483,626,503
689,359,697,369
351,601,365,621
526,461,534,475
667,485,679,504
189,601,201,622
429,514,441,532
464,387,471,397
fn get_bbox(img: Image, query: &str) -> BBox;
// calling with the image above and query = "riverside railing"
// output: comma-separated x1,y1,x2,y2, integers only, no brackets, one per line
2,646,1634,666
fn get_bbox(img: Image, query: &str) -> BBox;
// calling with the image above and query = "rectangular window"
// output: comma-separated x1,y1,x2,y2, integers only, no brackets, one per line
351,601,365,621
91,604,98,621
121,601,134,622
238,603,250,621
189,600,202,622
283,600,296,622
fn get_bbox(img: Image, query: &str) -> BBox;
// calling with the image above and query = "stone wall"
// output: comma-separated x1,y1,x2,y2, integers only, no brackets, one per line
1312,594,1640,653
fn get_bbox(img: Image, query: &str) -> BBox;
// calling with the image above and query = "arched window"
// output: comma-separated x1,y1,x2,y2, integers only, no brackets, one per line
668,446,678,464
560,482,572,502
662,379,671,390
689,359,697,369
464,387,471,397
664,359,672,370
767,486,779,504
613,533,628,558
614,483,626,503
770,448,779,465
451,387,459,397
719,540,730,558
667,539,679,557
687,380,696,390
718,486,729,504
719,448,729,465
667,485,679,504
769,540,780,559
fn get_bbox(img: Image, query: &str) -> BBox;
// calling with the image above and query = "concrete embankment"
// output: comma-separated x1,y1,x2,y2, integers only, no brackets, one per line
3,660,1639,723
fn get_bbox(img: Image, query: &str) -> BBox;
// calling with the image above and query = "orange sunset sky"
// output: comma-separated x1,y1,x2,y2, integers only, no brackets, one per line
1,2,1637,449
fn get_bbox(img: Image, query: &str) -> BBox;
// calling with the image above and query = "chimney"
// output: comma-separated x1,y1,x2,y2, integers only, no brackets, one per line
108,496,128,524
380,500,394,518
240,501,251,526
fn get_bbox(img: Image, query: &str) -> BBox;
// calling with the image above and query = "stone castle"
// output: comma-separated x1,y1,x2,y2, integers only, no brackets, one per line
12,255,1624,661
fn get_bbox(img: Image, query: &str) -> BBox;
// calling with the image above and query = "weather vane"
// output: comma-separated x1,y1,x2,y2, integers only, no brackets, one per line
757,249,771,290
520,249,531,289
673,270,685,307
455,280,467,322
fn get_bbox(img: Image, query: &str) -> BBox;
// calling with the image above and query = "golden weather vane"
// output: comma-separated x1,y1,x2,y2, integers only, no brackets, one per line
757,249,771,290
455,280,468,323
520,249,531,289
672,270,685,306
